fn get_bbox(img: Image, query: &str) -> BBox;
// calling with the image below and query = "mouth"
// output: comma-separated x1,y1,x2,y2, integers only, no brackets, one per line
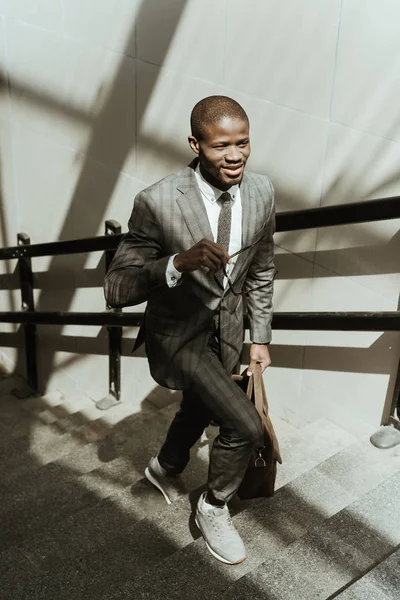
221,165,244,178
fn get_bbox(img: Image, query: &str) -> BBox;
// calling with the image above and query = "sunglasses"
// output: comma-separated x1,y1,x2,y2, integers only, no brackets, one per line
213,242,278,296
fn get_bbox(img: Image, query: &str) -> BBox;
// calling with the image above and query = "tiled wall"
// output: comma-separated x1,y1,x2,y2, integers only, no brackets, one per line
0,0,399,433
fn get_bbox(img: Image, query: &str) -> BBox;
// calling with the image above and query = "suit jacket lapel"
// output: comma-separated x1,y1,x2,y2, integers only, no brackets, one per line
230,172,257,281
175,165,259,291
175,164,222,296
176,165,214,244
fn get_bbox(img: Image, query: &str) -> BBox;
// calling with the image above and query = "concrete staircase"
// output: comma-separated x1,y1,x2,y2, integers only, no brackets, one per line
0,373,399,600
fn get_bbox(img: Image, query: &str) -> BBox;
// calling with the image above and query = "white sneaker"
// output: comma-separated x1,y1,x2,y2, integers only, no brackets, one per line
145,456,185,505
195,492,246,565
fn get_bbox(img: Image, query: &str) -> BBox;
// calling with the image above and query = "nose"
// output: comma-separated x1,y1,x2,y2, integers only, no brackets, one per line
225,145,242,163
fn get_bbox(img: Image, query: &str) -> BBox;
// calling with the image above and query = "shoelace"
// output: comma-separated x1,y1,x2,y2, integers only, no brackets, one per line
208,509,236,539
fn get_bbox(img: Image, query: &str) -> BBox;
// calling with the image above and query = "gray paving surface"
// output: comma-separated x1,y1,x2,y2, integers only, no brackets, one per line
100,448,400,600
221,473,400,600
335,548,400,599
1,379,400,600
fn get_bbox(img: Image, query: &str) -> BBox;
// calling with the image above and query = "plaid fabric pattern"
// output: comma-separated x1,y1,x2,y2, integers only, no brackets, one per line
104,160,275,389
158,336,263,503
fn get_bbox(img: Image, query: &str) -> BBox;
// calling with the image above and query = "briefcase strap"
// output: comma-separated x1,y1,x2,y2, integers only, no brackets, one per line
252,364,283,465
252,364,267,417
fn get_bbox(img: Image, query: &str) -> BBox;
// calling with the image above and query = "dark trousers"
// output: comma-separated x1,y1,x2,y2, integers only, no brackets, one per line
158,335,263,503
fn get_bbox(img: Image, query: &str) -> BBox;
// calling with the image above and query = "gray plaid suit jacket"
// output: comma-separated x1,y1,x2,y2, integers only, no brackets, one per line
104,160,275,390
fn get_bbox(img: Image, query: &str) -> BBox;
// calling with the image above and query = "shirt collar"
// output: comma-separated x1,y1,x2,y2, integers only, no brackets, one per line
195,163,239,204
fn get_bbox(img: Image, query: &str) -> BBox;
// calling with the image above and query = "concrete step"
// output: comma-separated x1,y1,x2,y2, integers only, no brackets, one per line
221,471,400,600
0,389,96,481
97,444,400,600
0,418,358,598
275,418,358,489
334,546,399,600
0,411,355,553
0,375,294,479
0,378,294,547
0,407,175,552
0,387,175,486
2,369,396,600
99,417,359,516
0,373,331,488
0,381,169,457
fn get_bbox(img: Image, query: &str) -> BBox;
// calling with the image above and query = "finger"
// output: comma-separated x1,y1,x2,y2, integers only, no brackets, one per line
247,359,257,377
205,246,228,272
196,244,221,271
203,251,223,272
231,374,243,382
197,241,228,271
199,238,225,257
213,243,230,265
205,241,228,263
259,358,272,372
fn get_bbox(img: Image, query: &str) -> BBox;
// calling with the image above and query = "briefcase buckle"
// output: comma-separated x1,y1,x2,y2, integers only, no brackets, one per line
255,447,266,468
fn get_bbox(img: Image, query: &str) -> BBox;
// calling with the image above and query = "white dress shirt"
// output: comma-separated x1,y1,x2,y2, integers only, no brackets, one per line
166,164,242,287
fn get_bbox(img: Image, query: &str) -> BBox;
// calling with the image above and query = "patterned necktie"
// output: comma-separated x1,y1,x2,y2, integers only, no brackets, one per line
215,191,232,287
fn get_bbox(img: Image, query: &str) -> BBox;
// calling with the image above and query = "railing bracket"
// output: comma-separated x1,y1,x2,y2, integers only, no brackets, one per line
95,393,120,411
370,426,400,449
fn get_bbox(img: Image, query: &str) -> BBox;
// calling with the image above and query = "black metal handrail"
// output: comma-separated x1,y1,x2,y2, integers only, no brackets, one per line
1,197,399,261
275,195,400,231
0,310,399,331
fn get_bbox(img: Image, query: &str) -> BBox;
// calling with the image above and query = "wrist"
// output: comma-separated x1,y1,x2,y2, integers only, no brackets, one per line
173,254,183,272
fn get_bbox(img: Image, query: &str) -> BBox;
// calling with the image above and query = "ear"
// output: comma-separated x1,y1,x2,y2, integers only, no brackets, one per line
188,135,200,155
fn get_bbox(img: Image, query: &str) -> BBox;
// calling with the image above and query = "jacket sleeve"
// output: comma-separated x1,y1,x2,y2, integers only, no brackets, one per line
104,190,171,308
243,181,276,344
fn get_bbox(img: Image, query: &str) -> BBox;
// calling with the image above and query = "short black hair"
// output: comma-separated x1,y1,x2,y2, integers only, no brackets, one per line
190,95,249,140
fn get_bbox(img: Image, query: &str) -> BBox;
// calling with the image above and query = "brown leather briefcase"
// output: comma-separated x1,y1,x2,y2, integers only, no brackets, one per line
233,364,282,500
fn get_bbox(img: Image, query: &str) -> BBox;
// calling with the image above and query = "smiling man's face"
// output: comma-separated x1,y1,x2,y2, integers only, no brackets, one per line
189,116,251,191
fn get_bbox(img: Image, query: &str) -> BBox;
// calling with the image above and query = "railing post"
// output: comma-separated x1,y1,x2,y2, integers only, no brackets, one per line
96,220,122,411
387,356,400,426
15,232,39,396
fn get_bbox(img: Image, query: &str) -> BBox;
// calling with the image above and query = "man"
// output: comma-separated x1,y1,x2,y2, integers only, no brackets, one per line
104,96,275,565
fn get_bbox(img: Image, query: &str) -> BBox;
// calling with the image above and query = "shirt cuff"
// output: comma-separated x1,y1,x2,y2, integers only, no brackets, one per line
166,254,183,288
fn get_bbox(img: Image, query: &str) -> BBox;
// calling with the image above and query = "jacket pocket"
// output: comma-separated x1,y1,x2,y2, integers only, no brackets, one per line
146,313,185,337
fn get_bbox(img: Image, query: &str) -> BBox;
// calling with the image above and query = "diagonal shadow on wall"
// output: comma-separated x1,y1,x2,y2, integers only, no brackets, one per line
8,0,189,393
0,175,17,313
